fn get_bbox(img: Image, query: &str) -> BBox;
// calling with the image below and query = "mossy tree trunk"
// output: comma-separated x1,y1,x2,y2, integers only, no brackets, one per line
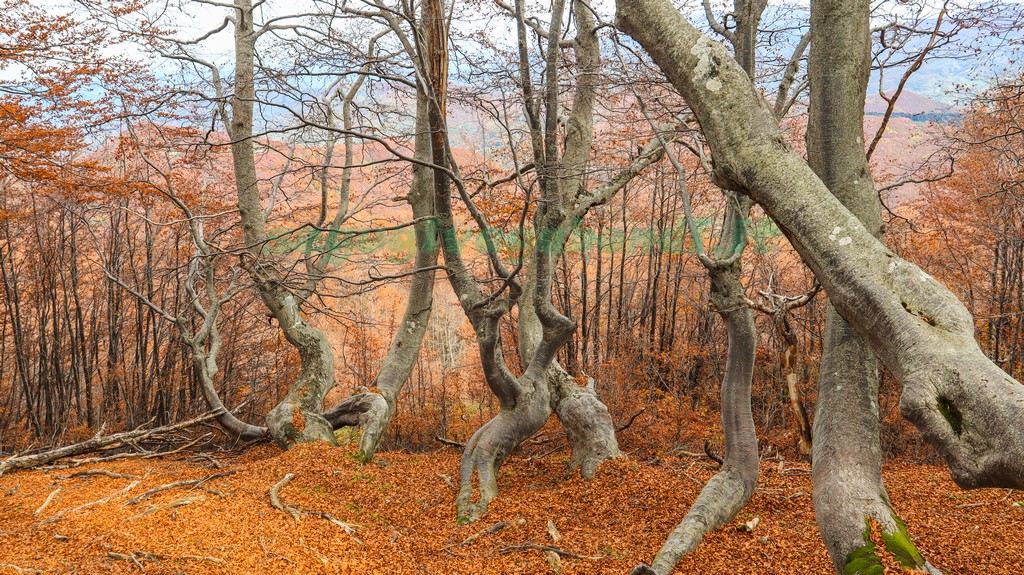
807,1,940,572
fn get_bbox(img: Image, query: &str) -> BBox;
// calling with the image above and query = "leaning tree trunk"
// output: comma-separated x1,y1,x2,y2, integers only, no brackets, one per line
189,338,266,441
617,0,1024,491
632,196,759,575
323,90,439,461
807,1,940,572
229,0,335,446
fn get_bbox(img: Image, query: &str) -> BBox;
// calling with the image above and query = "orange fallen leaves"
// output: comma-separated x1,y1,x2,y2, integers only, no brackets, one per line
0,442,1020,574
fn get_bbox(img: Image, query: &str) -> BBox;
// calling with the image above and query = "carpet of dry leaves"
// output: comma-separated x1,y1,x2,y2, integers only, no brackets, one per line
1,440,1020,574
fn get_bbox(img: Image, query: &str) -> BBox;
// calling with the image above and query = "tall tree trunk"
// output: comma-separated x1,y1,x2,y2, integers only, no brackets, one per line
806,2,940,572
323,89,439,461
632,7,764,567
617,0,1024,492
229,0,336,446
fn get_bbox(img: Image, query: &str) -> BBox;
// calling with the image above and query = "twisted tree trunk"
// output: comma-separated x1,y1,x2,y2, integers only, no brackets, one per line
617,0,1024,492
631,9,764,568
229,0,336,446
518,270,620,479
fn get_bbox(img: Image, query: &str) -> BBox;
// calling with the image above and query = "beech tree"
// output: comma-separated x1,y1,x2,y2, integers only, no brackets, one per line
82,0,447,451
617,0,1024,572
405,0,676,519
806,0,937,571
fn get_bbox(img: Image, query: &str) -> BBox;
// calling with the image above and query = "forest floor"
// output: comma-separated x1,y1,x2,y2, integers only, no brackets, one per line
0,440,1021,574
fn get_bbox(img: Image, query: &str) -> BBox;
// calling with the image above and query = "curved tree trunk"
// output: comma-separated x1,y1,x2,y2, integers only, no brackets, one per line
322,89,438,461
518,270,621,479
190,342,266,441
229,0,336,447
633,11,765,568
618,0,1024,491
633,250,759,575
807,2,939,572
414,0,555,521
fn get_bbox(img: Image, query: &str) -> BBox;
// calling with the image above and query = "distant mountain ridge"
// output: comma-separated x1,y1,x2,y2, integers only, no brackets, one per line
865,90,960,123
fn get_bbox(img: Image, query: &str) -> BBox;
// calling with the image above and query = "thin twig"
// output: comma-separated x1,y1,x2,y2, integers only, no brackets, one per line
124,471,236,505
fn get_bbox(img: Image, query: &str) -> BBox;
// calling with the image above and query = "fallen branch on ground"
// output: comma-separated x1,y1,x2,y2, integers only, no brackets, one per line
37,479,142,526
499,543,603,560
268,473,300,520
0,563,43,574
62,470,138,480
126,494,205,521
703,439,724,465
69,434,209,468
32,487,61,518
124,471,236,505
265,474,362,543
617,409,646,432
435,436,465,449
0,412,221,476
460,521,511,546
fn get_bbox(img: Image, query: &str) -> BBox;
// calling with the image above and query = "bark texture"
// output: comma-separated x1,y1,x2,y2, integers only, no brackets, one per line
519,269,621,480
807,1,939,573
632,11,763,568
632,240,759,575
522,0,622,479
617,0,1024,491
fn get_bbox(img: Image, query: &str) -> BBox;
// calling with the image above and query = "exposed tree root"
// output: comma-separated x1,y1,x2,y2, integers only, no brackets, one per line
322,390,390,460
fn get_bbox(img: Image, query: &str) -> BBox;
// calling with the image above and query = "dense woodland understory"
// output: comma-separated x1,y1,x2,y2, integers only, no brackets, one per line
1,0,1023,572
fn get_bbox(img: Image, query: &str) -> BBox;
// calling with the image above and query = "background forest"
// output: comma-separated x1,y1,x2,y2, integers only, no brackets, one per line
1,0,1020,462
1,0,1023,572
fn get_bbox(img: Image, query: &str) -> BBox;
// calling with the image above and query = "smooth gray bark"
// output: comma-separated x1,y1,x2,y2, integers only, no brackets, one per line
632,9,763,568
807,1,939,572
449,0,663,517
632,212,759,575
229,0,336,446
322,90,438,461
518,271,621,479
617,0,1024,491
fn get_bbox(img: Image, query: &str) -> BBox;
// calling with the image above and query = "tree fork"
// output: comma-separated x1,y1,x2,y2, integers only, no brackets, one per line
320,79,439,462
617,0,1024,491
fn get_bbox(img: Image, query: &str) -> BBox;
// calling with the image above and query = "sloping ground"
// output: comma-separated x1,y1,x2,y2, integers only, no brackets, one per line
0,442,1020,574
